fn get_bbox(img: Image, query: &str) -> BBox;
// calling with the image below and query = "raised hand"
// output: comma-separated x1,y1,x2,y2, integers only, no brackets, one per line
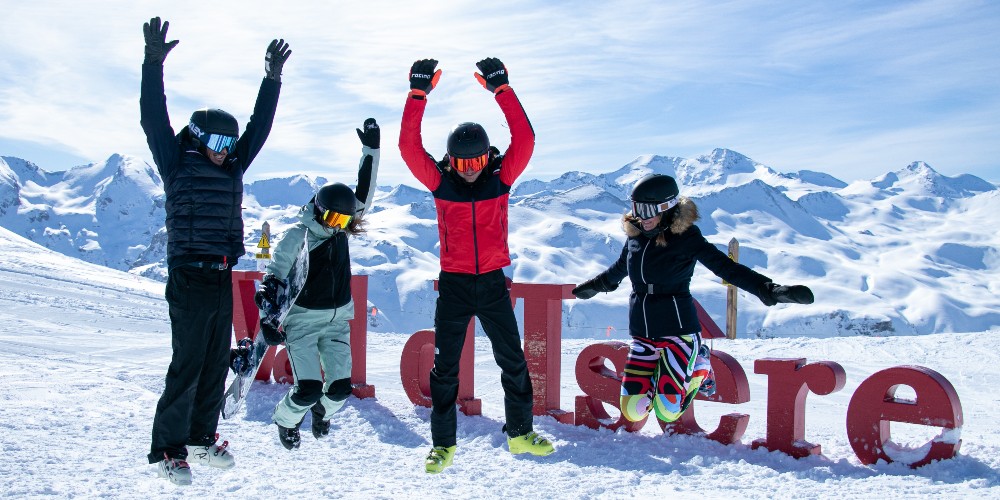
265,39,292,81
356,118,380,149
474,57,509,94
142,17,179,64
409,59,441,95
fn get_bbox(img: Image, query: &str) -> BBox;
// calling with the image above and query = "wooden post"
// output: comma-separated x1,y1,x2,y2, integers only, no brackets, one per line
726,238,739,339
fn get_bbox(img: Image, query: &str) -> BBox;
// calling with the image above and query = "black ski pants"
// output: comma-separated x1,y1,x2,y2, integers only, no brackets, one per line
148,265,233,463
430,269,534,447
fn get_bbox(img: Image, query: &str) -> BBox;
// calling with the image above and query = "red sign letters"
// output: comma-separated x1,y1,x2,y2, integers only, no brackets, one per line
231,272,963,467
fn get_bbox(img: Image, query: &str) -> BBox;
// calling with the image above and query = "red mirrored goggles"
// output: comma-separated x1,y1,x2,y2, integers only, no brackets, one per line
450,153,489,173
319,210,353,229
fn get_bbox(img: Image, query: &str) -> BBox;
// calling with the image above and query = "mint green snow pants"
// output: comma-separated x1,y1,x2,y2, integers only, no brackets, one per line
272,300,353,428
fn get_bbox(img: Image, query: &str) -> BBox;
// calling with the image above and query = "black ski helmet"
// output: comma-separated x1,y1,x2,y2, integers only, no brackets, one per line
188,108,239,147
447,122,490,159
630,173,680,220
314,183,357,218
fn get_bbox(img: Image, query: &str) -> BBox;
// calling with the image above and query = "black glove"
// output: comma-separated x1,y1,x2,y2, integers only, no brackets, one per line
142,17,178,64
258,318,285,346
572,275,618,300
254,274,286,315
265,39,292,81
409,59,441,95
758,282,815,307
356,118,380,149
474,57,509,94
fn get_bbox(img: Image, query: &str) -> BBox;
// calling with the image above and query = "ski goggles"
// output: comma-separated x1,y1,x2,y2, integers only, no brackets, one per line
319,209,353,229
631,198,679,220
450,153,489,173
203,133,238,153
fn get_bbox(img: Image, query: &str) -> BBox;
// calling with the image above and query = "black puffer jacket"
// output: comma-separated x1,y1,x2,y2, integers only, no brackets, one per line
596,197,772,339
139,63,280,268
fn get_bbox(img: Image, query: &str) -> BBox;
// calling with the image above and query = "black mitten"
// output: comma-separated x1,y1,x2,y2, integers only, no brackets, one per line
259,318,285,346
572,275,618,300
758,282,815,306
356,118,380,149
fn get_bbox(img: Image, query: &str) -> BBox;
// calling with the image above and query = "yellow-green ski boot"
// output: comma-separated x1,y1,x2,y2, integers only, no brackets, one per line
507,432,555,456
424,445,456,474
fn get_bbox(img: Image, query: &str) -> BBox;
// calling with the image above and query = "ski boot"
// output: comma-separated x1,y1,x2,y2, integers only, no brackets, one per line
157,453,192,486
695,344,716,397
277,423,302,450
507,431,555,456
424,445,456,474
310,403,330,439
185,433,235,469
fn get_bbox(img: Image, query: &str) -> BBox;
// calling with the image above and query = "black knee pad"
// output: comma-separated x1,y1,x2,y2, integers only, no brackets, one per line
326,377,352,402
290,379,324,406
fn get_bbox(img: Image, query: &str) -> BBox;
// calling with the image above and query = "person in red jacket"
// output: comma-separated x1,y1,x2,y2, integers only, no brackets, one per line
399,57,555,473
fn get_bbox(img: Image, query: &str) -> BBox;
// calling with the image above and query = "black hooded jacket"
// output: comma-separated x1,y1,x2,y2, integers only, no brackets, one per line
596,197,772,339
139,63,280,268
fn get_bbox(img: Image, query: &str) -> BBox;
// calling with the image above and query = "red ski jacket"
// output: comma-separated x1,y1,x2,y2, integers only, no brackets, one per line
399,89,534,275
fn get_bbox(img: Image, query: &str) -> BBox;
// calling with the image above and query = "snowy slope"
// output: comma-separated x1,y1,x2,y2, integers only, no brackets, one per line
1,149,998,340
0,225,997,497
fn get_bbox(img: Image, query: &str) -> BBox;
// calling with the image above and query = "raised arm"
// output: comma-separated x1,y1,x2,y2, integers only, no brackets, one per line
398,59,444,191
231,39,289,172
138,17,180,177
353,118,381,218
474,57,534,186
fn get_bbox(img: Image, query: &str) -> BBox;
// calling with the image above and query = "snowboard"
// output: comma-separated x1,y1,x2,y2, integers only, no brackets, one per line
221,229,310,419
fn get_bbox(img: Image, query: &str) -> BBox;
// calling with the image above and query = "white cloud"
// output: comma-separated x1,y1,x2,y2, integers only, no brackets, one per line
0,0,997,184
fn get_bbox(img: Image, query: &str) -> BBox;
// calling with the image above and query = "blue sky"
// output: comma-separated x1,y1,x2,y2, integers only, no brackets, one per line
1,0,998,188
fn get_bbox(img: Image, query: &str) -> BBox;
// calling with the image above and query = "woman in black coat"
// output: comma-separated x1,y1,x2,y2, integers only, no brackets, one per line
572,173,813,423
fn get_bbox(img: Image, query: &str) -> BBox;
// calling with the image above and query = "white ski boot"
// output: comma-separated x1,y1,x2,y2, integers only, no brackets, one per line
185,434,235,469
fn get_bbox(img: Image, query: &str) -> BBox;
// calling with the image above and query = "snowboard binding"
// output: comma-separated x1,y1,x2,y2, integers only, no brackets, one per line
230,337,255,376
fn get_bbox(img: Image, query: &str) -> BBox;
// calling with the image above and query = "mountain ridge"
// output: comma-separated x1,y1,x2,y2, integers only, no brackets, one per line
1,148,996,339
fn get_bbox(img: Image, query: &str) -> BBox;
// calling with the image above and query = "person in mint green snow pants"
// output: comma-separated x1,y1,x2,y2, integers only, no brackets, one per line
254,119,379,450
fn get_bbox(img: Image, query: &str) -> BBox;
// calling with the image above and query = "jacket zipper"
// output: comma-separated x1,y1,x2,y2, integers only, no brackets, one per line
471,197,479,274
443,215,449,252
640,240,649,334
672,296,683,329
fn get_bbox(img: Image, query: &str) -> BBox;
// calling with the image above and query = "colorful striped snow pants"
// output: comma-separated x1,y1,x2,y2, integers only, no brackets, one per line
619,334,709,423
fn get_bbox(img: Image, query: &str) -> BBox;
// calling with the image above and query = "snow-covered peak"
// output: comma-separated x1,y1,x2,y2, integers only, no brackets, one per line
60,154,127,189
870,161,996,198
675,148,766,188
246,175,328,208
0,155,48,185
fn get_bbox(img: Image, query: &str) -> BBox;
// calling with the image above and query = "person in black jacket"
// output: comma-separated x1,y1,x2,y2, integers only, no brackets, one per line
572,173,814,425
139,16,290,486
254,119,380,451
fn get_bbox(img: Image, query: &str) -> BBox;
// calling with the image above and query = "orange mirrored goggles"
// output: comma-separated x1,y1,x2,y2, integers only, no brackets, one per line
320,210,353,229
450,153,489,173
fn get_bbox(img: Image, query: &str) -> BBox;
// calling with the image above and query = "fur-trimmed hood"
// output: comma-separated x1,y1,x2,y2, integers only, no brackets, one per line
623,196,699,246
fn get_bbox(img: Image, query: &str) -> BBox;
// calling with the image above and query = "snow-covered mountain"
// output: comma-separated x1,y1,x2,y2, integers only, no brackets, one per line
1,149,997,339
0,154,165,271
